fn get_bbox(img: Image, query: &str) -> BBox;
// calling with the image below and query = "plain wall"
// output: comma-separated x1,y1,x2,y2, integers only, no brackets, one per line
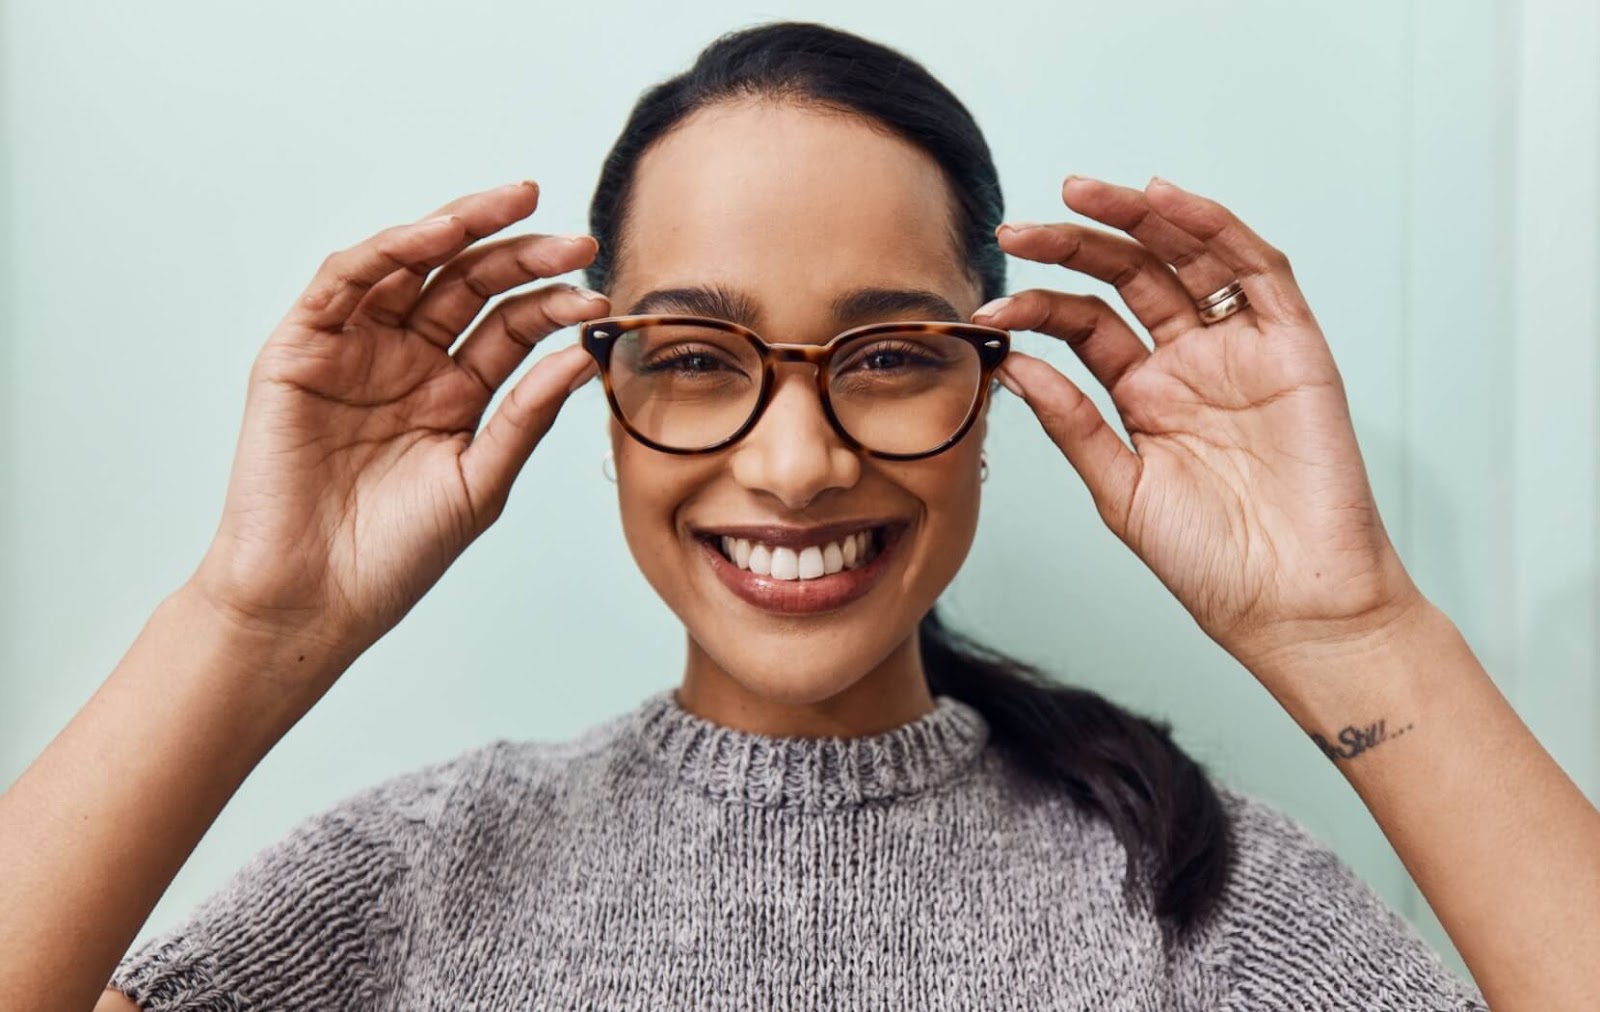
3,0,1597,981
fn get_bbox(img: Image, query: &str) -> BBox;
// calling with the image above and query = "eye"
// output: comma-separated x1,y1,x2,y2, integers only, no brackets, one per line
638,344,739,375
841,339,945,373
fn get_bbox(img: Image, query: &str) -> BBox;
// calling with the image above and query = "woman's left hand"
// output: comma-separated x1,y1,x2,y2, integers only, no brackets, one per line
974,175,1426,680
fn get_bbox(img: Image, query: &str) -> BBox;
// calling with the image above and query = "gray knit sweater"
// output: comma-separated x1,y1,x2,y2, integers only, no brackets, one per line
111,687,1490,1011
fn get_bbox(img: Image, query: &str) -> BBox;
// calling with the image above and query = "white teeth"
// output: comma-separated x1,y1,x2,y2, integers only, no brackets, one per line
715,527,881,580
822,542,844,575
770,546,799,580
748,543,772,576
797,545,824,579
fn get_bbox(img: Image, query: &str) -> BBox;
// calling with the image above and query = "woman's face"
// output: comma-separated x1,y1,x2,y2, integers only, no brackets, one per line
603,98,991,708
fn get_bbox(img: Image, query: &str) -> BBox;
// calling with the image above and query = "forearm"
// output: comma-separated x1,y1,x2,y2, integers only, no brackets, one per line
1251,598,1600,1012
0,582,342,1012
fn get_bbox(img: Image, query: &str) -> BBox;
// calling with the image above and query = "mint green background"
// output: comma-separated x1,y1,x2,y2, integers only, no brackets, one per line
3,0,1596,980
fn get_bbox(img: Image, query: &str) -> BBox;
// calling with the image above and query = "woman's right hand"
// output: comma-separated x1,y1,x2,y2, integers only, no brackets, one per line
187,180,609,671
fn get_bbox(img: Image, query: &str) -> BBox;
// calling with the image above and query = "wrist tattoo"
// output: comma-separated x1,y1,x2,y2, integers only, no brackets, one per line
1309,717,1414,762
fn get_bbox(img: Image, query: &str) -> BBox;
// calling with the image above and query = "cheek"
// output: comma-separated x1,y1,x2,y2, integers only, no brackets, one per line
885,436,985,577
609,427,715,597
611,427,672,565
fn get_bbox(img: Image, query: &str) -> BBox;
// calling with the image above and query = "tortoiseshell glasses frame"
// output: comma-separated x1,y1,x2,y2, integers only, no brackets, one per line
578,314,1011,461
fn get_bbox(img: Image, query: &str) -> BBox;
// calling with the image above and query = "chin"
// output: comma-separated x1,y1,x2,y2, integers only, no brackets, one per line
690,635,899,707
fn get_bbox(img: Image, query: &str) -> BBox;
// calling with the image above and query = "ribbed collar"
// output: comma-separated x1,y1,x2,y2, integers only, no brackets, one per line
633,687,991,811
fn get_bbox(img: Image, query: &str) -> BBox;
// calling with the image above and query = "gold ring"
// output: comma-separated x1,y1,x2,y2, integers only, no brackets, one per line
1197,280,1243,309
1196,281,1250,324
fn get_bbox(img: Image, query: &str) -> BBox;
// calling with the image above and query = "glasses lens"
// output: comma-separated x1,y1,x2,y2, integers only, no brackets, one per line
828,330,983,455
607,322,763,450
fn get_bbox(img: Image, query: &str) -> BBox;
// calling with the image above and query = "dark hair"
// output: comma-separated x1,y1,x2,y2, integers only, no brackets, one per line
585,20,1235,943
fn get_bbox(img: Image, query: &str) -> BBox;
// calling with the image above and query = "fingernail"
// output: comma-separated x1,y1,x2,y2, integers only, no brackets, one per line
1149,175,1179,190
570,285,607,303
972,296,1013,320
418,214,460,230
559,234,594,247
998,221,1042,234
996,364,1024,397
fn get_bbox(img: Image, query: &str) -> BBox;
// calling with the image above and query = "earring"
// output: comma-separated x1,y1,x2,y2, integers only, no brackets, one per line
979,450,989,484
601,451,617,483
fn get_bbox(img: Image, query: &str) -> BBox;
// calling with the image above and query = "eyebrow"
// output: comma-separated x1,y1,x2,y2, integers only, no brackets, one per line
623,284,962,326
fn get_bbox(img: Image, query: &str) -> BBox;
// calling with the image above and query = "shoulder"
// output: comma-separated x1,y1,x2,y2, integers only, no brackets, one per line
489,703,641,773
1213,782,1361,890
1208,781,1410,933
375,702,651,854
1198,782,1489,1011
1209,783,1417,933
321,701,641,831
294,738,502,844
109,741,505,1009
472,704,646,808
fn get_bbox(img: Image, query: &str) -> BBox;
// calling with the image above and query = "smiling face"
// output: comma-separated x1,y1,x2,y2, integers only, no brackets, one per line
601,97,992,726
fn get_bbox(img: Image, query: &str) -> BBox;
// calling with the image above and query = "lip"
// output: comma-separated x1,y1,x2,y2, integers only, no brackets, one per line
696,522,906,615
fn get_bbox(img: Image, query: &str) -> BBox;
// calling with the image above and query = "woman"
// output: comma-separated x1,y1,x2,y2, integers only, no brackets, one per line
4,20,1596,1012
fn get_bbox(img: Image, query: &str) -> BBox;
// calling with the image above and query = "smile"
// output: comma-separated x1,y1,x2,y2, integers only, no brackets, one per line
716,527,879,578
693,521,905,615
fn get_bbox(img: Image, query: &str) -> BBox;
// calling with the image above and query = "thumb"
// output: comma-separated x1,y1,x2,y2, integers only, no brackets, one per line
459,343,595,524
999,350,1141,535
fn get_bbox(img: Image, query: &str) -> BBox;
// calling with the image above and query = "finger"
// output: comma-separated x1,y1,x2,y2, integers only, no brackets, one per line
1060,175,1239,313
352,180,544,328
452,283,610,394
1142,177,1316,327
285,215,467,333
404,233,600,349
995,350,1140,536
459,342,596,524
972,288,1149,396
995,220,1201,345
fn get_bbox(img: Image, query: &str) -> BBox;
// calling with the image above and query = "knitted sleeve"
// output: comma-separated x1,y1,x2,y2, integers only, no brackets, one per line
107,744,487,1012
1207,785,1491,1011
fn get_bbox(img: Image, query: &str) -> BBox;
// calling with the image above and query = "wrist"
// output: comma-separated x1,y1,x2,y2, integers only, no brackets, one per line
1243,594,1468,731
1231,581,1433,682
164,579,355,708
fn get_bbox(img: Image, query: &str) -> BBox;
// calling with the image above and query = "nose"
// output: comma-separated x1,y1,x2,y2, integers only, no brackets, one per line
727,366,860,511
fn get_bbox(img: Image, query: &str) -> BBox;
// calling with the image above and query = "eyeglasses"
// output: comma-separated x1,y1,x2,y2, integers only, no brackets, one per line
578,314,1010,460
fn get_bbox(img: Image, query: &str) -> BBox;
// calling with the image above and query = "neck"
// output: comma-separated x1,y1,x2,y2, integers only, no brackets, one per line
678,629,935,738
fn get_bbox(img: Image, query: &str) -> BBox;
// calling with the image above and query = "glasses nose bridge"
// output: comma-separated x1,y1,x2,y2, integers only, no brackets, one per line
765,342,833,368
747,342,841,450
